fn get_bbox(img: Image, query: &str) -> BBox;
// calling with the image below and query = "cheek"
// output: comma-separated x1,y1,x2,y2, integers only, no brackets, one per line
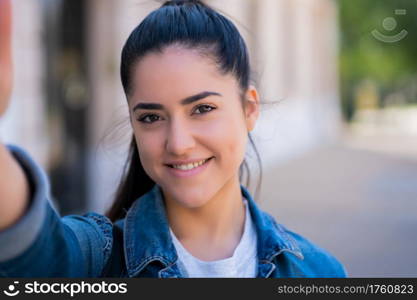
133,130,163,172
201,114,247,162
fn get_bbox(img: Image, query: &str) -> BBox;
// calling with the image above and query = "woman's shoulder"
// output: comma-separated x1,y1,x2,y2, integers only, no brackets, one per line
262,211,348,277
283,226,347,277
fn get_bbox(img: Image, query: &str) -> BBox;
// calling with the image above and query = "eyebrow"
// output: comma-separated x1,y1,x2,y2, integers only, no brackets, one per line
132,91,222,112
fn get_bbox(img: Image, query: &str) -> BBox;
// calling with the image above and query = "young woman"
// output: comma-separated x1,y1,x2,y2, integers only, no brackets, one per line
0,0,347,277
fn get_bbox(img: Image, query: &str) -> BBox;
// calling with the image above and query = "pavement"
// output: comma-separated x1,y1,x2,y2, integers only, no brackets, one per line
258,133,417,277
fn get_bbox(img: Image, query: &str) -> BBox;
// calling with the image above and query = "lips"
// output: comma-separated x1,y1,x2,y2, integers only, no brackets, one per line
166,156,214,168
165,156,214,178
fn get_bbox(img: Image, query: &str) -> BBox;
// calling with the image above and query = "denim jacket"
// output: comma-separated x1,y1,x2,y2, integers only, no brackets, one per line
0,145,347,278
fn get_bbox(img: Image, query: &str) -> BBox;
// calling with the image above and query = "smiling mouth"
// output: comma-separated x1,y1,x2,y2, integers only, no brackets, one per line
167,157,214,170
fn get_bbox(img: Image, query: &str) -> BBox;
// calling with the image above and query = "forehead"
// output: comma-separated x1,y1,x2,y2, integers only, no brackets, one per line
130,46,238,103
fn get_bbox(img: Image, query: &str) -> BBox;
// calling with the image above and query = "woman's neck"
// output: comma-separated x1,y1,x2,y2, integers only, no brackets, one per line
164,176,246,261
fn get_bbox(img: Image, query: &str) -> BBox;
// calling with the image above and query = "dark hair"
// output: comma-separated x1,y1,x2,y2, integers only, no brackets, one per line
106,0,262,222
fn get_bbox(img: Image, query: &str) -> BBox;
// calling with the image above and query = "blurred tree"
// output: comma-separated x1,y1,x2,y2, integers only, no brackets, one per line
338,0,417,121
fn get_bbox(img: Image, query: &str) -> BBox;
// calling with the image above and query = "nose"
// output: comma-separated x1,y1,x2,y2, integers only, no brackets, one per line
165,117,196,156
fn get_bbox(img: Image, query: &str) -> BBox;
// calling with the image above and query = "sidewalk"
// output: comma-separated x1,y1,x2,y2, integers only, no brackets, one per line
259,132,417,277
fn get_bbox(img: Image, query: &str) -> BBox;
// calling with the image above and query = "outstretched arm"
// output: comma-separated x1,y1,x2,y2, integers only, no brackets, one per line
0,0,30,231
0,2,113,277
0,145,30,230
0,0,12,115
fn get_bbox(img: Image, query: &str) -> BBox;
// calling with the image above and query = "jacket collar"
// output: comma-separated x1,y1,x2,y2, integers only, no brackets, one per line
241,186,303,260
124,184,177,277
123,184,303,278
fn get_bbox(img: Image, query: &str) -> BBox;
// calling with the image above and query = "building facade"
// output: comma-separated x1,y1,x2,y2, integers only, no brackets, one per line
2,0,341,213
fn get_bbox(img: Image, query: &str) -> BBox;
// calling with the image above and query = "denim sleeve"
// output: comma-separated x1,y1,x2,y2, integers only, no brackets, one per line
0,145,113,277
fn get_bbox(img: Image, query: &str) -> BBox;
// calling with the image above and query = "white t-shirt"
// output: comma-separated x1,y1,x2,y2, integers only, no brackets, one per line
169,198,258,278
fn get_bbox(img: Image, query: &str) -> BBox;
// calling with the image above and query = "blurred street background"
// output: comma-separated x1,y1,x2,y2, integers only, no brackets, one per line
0,0,416,277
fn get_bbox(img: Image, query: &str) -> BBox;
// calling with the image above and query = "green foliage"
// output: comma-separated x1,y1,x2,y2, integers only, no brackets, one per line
338,0,417,121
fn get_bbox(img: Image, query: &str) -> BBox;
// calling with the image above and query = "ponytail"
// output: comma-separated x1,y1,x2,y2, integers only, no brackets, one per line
106,136,155,222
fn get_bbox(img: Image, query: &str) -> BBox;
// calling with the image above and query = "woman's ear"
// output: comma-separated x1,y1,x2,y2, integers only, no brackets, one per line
244,85,260,132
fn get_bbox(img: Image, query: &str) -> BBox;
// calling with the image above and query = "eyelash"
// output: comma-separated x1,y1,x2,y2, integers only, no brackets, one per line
137,104,216,124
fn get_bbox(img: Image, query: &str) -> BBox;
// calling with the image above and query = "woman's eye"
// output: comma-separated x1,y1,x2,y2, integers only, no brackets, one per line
137,105,215,124
138,114,161,124
194,104,216,114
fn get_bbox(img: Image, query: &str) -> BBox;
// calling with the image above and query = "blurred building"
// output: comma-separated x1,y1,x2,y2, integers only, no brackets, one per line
1,0,341,214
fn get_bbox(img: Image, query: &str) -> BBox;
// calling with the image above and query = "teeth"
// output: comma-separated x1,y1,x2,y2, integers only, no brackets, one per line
172,158,209,170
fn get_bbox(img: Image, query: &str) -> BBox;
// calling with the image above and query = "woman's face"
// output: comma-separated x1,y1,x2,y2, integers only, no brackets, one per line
128,46,259,208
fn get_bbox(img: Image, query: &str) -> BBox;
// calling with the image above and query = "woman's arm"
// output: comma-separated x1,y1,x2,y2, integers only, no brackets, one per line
0,144,30,231
0,146,114,277
0,1,113,277
0,0,29,231
0,0,13,115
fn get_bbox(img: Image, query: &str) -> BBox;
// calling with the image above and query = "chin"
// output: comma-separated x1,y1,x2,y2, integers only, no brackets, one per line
163,184,213,209
180,197,210,209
